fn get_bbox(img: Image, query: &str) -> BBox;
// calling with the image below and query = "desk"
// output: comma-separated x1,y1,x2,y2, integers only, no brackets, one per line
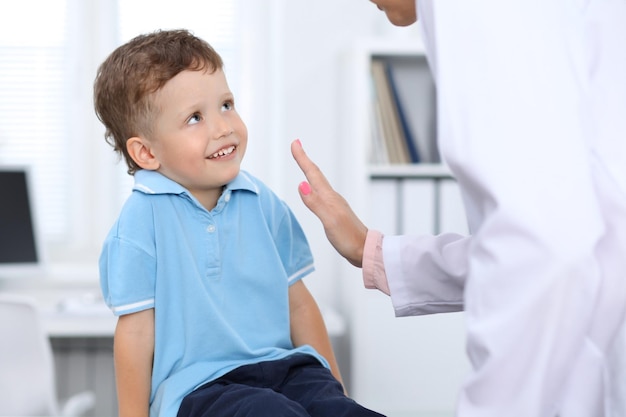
3,269,346,339
42,301,346,339
43,312,115,338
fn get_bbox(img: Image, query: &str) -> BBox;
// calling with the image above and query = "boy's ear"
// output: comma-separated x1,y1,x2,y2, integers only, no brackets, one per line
126,137,160,171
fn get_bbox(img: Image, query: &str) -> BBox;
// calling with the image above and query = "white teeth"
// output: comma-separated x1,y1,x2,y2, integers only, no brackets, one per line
210,145,235,159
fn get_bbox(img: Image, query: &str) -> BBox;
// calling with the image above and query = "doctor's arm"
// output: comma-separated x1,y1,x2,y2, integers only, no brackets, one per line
291,139,468,314
114,309,154,417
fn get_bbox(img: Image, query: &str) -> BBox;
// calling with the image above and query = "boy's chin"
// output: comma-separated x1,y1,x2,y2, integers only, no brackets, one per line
221,166,241,183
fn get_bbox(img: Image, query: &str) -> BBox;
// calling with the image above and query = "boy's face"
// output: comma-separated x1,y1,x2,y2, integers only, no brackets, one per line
369,0,417,26
147,69,247,206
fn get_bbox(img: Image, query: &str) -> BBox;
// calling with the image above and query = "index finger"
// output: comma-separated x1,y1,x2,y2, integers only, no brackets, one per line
290,139,330,187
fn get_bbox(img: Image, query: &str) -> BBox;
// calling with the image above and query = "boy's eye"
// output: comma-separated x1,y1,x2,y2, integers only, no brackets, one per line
222,101,234,111
188,113,202,125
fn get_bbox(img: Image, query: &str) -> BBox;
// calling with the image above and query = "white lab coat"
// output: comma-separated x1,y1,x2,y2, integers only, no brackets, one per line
383,1,626,416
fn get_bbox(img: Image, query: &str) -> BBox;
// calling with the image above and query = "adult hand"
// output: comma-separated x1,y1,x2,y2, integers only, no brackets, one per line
290,139,368,268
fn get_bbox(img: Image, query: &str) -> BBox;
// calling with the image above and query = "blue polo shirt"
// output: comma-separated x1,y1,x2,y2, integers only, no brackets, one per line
99,169,327,417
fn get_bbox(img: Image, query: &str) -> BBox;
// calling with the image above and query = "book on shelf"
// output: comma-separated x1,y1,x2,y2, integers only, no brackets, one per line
369,89,390,164
385,60,421,163
370,58,411,164
369,55,440,165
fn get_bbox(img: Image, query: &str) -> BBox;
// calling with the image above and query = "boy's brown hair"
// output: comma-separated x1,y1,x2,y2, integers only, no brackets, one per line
93,29,223,174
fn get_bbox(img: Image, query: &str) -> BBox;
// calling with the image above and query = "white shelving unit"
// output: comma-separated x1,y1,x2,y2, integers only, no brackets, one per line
338,39,471,416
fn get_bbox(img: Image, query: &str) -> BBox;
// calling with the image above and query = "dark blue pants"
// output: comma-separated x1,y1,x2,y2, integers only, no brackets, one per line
177,354,386,417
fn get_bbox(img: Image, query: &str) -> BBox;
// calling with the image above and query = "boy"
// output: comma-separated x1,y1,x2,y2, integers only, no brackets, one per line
94,29,384,417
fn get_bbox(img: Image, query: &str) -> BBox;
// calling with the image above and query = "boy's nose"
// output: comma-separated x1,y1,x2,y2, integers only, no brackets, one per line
211,116,233,139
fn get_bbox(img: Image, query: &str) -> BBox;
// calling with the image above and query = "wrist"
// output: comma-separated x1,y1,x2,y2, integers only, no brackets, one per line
348,225,367,268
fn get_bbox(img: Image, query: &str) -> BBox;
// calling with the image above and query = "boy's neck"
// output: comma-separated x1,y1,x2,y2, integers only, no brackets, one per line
191,187,224,211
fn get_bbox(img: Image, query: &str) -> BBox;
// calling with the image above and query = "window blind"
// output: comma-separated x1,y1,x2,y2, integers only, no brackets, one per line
0,0,238,258
0,1,69,241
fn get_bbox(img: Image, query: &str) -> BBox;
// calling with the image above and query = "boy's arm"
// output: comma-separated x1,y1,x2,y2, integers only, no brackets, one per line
288,280,345,391
114,308,155,417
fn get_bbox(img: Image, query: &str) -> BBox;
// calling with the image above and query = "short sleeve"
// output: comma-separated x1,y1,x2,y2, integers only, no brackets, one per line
99,195,157,316
274,201,315,285
100,235,156,316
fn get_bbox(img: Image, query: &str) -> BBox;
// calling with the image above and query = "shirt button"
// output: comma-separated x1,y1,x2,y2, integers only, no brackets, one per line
224,193,231,202
206,225,216,233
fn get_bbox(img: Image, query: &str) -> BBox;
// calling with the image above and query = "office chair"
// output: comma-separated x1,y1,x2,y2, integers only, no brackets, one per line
0,293,95,416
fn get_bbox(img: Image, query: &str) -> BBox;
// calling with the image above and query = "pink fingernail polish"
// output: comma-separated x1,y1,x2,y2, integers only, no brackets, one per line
299,181,311,196
295,139,302,147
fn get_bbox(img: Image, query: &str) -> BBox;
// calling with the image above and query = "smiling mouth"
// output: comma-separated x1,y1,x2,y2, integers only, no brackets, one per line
208,145,236,159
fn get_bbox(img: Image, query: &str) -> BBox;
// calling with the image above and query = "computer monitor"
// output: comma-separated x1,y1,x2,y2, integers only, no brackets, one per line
0,167,43,278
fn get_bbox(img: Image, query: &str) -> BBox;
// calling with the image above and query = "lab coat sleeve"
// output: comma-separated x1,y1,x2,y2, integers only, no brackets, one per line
404,1,609,415
384,232,468,316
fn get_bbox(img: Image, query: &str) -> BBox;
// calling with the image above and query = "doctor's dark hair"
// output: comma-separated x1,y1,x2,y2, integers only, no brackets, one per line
93,29,224,175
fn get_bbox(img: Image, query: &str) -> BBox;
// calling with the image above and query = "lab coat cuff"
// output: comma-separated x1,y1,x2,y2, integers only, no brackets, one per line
362,229,391,296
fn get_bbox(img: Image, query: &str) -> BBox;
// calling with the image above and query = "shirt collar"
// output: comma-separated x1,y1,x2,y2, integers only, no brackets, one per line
133,170,259,196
